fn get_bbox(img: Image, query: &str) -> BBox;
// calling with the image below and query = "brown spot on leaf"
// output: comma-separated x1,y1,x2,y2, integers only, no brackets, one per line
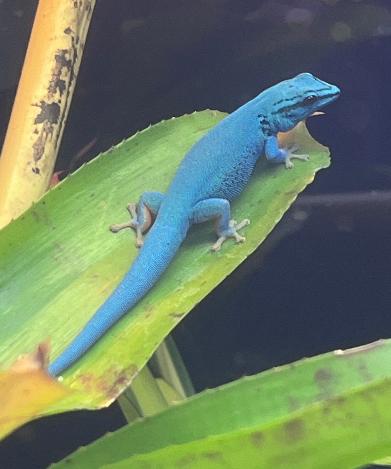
322,395,346,415
357,360,372,382
99,363,139,401
169,312,186,319
30,210,40,223
175,454,196,467
78,372,96,392
287,395,301,411
30,208,51,227
314,367,337,399
105,372,130,400
332,395,346,407
314,368,333,385
250,431,264,447
202,452,223,461
283,418,305,443
285,190,298,196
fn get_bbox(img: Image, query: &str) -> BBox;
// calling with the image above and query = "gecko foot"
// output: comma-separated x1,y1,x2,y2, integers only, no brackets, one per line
211,218,250,252
109,203,146,248
283,145,309,169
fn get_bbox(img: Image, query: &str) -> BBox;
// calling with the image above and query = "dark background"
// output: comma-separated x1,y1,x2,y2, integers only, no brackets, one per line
1,0,391,467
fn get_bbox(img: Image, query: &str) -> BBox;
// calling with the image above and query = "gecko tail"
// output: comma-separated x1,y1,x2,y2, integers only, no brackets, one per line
48,220,187,376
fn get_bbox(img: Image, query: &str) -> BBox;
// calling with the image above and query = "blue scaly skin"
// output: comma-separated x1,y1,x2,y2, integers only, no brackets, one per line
48,73,340,376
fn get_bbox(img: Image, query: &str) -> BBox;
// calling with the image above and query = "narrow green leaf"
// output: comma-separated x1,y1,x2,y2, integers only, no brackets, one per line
0,111,329,413
52,340,391,469
103,380,391,469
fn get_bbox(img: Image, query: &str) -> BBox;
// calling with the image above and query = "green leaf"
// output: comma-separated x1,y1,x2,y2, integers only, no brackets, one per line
52,340,391,469
0,111,329,414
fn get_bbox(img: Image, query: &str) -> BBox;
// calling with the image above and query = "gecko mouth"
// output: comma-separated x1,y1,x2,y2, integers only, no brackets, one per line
310,89,340,115
318,90,341,108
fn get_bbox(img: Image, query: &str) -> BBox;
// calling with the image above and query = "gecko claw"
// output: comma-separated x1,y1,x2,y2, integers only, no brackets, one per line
283,145,309,169
211,218,250,251
109,202,148,248
109,222,132,233
135,235,144,248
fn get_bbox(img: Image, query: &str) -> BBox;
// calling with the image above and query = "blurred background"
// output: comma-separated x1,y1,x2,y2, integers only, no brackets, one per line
1,0,390,467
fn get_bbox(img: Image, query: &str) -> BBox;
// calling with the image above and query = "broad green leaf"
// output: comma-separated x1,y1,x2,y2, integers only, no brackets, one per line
0,111,329,415
52,340,391,469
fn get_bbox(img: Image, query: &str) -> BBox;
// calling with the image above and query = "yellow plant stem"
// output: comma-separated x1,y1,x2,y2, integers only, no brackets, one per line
0,0,96,228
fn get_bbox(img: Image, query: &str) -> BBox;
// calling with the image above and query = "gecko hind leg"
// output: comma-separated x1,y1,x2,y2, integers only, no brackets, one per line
191,198,250,252
110,191,164,247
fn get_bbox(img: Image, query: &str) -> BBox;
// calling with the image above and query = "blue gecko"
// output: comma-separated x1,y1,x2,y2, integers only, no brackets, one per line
48,73,340,376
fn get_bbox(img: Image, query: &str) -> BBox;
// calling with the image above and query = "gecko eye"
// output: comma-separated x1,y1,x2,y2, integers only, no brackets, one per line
304,95,317,105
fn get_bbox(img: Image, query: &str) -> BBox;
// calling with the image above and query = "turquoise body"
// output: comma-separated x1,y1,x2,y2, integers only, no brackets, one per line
48,73,340,376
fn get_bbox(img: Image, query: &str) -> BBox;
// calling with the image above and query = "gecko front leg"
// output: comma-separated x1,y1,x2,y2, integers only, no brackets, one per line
265,135,309,169
110,191,164,247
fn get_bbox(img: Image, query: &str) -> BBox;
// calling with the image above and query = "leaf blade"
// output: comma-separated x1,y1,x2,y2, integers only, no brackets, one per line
52,340,391,469
0,111,329,411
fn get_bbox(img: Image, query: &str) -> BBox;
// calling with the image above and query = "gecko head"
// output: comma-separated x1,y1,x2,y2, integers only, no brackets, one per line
266,73,340,133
